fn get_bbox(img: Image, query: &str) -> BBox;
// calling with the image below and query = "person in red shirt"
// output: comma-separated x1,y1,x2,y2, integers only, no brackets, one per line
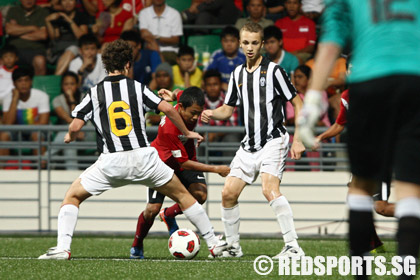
274,0,316,63
313,89,395,253
91,0,135,44
130,87,231,259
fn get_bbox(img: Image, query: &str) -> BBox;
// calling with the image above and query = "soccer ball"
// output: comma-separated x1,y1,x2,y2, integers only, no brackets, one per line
168,229,201,260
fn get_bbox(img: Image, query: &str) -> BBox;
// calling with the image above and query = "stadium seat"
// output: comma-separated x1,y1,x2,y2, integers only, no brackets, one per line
166,0,190,12
32,75,62,124
188,35,221,69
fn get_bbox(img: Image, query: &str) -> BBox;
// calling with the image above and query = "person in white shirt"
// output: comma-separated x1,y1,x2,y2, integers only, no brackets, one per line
138,0,183,65
0,46,19,106
69,34,107,93
0,67,50,157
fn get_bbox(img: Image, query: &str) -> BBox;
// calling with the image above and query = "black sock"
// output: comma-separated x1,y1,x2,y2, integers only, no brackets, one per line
397,217,420,280
349,210,374,280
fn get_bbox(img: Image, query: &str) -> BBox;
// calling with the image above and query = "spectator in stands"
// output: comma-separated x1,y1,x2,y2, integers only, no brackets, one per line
120,30,161,86
286,65,329,127
172,45,202,89
198,69,240,158
301,0,324,22
0,67,50,158
274,0,316,63
45,0,89,75
306,56,347,121
205,26,245,91
50,71,82,169
263,25,299,78
92,0,135,45
146,62,176,126
235,0,274,31
69,34,107,93
0,46,19,107
182,0,241,33
5,0,49,75
139,0,183,65
264,0,286,22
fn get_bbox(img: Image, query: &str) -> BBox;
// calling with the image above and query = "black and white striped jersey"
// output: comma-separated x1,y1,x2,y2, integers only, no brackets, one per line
72,75,162,154
225,57,296,152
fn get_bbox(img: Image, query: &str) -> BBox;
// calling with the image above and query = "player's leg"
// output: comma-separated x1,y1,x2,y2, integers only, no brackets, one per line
155,174,228,256
130,188,165,259
373,180,395,218
162,171,208,220
262,173,304,258
220,176,247,257
394,182,420,280
39,178,92,260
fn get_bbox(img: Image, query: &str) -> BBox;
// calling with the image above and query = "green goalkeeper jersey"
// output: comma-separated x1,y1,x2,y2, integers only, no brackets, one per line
320,0,420,83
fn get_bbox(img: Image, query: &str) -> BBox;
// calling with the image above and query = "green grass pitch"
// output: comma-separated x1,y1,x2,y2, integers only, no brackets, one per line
0,236,411,279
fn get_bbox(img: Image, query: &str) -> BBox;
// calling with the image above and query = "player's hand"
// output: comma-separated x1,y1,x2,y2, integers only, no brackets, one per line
290,140,305,160
216,165,230,177
297,90,325,147
158,88,177,102
201,110,213,123
311,137,321,151
185,131,204,145
64,132,74,143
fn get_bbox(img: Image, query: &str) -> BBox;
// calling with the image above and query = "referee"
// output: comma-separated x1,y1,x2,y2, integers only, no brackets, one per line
39,39,228,260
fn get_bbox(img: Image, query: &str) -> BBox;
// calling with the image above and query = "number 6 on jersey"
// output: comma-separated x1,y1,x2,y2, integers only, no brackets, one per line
108,101,133,137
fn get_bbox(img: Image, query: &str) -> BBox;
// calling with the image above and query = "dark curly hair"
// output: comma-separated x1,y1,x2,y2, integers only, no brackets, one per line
101,39,133,73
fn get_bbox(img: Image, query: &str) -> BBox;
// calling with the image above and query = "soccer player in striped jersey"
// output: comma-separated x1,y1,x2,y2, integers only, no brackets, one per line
130,87,231,259
38,40,228,260
298,1,420,278
201,22,306,259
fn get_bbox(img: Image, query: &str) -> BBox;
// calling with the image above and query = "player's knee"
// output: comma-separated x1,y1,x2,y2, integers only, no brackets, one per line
145,203,161,220
193,191,207,204
374,201,387,216
222,188,239,204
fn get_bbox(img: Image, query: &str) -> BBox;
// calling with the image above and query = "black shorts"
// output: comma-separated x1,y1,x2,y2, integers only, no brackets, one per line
147,170,206,204
347,75,420,185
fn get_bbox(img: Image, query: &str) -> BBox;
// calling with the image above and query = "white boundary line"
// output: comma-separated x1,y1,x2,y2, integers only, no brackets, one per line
0,257,254,262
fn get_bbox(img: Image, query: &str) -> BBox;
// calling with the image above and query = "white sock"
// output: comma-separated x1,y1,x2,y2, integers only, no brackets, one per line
221,204,240,246
270,196,299,248
57,204,79,251
395,197,420,219
347,194,373,211
183,201,218,248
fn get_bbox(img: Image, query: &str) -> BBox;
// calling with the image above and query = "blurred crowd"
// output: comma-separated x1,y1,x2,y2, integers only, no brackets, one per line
0,0,348,169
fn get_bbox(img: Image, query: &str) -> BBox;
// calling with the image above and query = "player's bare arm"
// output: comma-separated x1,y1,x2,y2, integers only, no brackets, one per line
290,95,305,160
180,160,230,177
64,118,85,143
298,42,341,147
312,123,345,150
158,88,181,102
158,100,204,144
201,104,234,123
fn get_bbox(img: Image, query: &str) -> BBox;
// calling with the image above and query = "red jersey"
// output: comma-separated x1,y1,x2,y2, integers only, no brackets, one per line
151,93,197,172
335,89,349,126
275,15,316,52
102,4,133,43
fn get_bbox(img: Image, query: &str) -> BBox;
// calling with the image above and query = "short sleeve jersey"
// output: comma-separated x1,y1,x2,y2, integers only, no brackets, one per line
320,0,420,83
151,92,197,171
335,89,349,126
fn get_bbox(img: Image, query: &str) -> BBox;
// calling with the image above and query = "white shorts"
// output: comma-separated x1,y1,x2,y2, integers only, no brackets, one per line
80,147,174,196
228,134,290,184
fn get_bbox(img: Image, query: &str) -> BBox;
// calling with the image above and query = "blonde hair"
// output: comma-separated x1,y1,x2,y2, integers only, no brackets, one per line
240,22,264,40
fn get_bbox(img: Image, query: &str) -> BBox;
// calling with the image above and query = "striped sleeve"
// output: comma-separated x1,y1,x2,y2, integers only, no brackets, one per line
140,83,162,113
319,0,351,48
273,66,296,101
71,89,93,122
224,71,239,107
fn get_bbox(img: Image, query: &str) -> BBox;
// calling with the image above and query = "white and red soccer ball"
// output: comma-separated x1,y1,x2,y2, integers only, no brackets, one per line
168,229,201,260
